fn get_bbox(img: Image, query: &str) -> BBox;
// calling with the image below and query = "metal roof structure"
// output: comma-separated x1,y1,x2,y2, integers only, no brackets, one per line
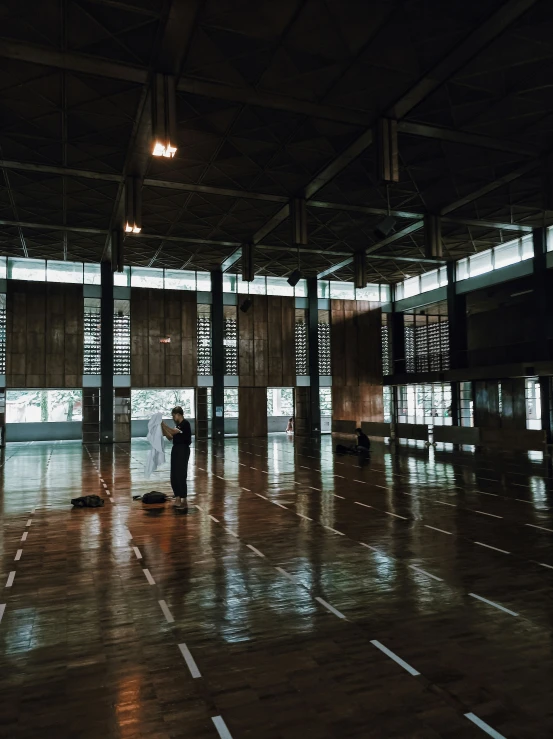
1,0,552,282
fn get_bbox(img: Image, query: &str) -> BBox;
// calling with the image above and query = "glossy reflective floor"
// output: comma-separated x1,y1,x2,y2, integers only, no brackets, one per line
1,435,553,738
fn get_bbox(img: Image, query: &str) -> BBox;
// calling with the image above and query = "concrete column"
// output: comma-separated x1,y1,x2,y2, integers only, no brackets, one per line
100,261,114,443
307,277,321,434
211,269,225,439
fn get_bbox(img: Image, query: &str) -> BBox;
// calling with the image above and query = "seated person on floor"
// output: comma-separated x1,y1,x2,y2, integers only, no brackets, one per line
335,428,371,455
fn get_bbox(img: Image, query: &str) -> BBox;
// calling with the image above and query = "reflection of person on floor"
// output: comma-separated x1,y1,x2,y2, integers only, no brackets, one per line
161,406,191,509
335,428,371,456
286,416,294,434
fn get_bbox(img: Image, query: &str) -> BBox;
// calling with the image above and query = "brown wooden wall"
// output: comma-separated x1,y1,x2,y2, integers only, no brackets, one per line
6,281,83,388
238,387,268,437
238,295,295,387
330,299,383,426
131,288,197,387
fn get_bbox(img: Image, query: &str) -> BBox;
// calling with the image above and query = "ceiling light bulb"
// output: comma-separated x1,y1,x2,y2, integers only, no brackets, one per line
152,141,177,157
152,141,165,156
132,226,141,234
124,223,133,233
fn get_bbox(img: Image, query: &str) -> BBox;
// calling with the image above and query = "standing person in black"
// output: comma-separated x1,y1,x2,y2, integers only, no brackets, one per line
161,406,191,509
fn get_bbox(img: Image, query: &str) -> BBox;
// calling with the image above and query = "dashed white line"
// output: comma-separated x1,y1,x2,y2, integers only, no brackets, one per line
5,572,15,588
209,515,219,523
273,502,288,509
242,487,251,492
212,716,233,739
436,501,456,506
324,526,345,535
354,501,372,509
14,550,22,561
21,532,28,542
226,528,239,538
333,494,345,499
478,491,498,497
0,604,5,622
109,498,114,504
474,542,510,554
537,561,553,570
276,566,296,582
308,486,320,491
354,479,366,484
216,475,225,480
26,519,32,527
385,511,408,520
464,713,506,739
158,599,174,623
255,493,268,500
359,542,379,552
315,596,346,620
143,568,155,586
334,474,345,478
473,510,502,519
370,640,420,676
297,513,312,520
195,504,203,511
178,643,202,678
409,565,442,582
133,546,143,560
469,593,518,617
247,544,265,558
526,523,553,533
425,525,452,535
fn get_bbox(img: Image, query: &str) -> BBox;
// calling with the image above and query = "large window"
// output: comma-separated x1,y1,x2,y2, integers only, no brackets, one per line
456,235,533,281
318,280,390,303
319,387,332,416
383,386,393,423
318,309,331,375
0,294,5,375
114,299,131,375
404,310,449,372
84,298,101,375
267,388,294,417
223,305,238,375
397,383,452,426
6,390,83,423
459,382,473,427
131,389,195,420
295,309,308,375
395,267,448,300
525,378,541,430
381,314,391,375
224,388,239,418
197,304,212,375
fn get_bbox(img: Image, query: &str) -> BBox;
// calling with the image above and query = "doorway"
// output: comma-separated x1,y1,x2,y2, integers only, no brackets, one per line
267,387,294,433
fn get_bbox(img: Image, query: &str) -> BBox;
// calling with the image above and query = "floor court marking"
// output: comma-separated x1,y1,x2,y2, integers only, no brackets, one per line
464,712,506,739
436,501,456,506
359,542,379,552
324,526,345,535
385,511,408,520
537,561,553,570
276,566,295,581
370,640,420,676
315,597,346,620
474,542,510,554
26,519,32,527
14,550,22,561
247,544,265,558
143,568,155,585
409,565,442,582
425,525,452,535
333,494,345,499
209,515,219,523
158,600,174,623
273,502,287,509
5,572,15,588
354,501,372,508
133,547,143,560
297,513,312,520
21,532,28,542
178,643,202,678
212,716,233,739
255,493,268,500
226,528,239,538
0,604,5,623
469,593,518,617
526,523,553,533
473,510,502,518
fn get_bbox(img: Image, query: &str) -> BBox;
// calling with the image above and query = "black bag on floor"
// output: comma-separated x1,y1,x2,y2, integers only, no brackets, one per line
71,495,104,508
137,491,168,504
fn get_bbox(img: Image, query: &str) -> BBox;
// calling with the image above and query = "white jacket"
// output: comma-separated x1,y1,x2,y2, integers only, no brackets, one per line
145,412,165,478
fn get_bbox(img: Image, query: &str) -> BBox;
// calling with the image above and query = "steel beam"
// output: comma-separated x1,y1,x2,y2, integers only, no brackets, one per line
318,257,354,278
221,247,243,273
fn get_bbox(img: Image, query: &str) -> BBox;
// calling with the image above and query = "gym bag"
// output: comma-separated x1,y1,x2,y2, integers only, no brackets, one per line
134,491,168,504
71,495,105,508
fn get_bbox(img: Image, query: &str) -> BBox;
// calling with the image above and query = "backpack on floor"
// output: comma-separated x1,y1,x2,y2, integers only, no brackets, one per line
137,491,168,504
71,495,105,508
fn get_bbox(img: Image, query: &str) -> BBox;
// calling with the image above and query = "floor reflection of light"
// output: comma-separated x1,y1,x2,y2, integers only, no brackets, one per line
530,477,548,506
528,450,544,463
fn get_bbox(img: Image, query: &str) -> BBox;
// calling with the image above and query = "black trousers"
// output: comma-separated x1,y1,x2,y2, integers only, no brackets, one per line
170,445,190,498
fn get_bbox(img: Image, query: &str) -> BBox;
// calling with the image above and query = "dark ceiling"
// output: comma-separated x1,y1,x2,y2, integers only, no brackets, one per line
1,0,552,283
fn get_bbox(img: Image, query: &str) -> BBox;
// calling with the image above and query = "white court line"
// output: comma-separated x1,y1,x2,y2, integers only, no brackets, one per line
354,501,372,508
333,494,345,499
255,493,268,500
473,510,502,519
276,566,296,582
478,491,498,497
474,541,510,554
537,561,553,570
469,593,518,617
195,504,203,511
247,544,265,558
526,523,553,533
324,526,345,535
14,550,22,561
359,542,379,552
315,597,346,620
464,713,506,739
385,511,408,520
262,470,268,474
334,474,345,478
354,479,366,484
308,487,321,491
109,498,114,504
409,565,443,582
370,640,420,676
0,604,5,623
212,716,233,739
143,569,155,586
216,475,225,480
242,487,251,492
273,502,288,509
21,532,28,542
26,519,32,527
425,525,452,535
158,599,174,623
178,643,202,678
515,498,532,504
133,547,143,560
296,513,312,520
5,572,15,588
250,467,257,470
127,529,133,540
209,515,219,523
436,501,456,506
373,484,387,489
226,528,239,538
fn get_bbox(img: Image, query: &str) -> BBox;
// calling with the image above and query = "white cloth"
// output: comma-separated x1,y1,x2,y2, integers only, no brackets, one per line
145,412,165,478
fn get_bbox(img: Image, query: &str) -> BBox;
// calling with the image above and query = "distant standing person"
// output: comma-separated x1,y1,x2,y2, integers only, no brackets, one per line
286,416,294,434
161,406,191,509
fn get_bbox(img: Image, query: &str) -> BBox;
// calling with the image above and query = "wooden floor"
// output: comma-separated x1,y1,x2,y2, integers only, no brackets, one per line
1,435,553,739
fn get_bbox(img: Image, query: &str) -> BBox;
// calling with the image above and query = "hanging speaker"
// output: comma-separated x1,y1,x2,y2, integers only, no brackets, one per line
374,216,396,239
287,269,303,287
240,298,252,313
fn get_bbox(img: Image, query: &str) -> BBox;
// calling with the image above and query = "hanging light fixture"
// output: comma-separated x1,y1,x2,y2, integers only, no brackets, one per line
125,176,142,234
152,73,177,158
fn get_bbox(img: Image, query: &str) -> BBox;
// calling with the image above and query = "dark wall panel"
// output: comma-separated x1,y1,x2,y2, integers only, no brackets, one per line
130,288,197,388
6,281,83,388
238,387,267,437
